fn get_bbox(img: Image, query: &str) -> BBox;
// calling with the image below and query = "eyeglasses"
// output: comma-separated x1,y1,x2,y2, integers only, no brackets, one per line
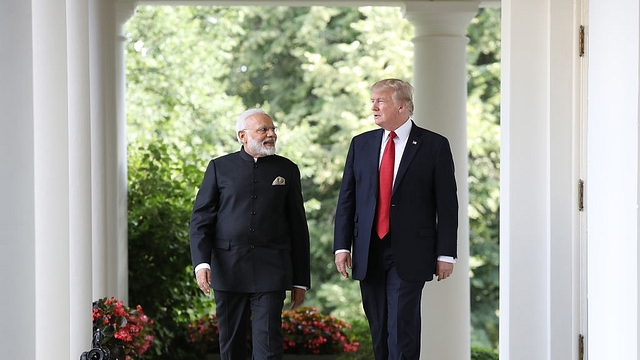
243,126,278,134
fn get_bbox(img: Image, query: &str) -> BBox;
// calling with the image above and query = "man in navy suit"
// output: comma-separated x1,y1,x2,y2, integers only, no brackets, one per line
190,108,311,360
334,79,458,360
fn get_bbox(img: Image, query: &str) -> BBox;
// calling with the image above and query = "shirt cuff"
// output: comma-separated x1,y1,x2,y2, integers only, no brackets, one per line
437,256,456,263
334,249,350,254
194,263,210,275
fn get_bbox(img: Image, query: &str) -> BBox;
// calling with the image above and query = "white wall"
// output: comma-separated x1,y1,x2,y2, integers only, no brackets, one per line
502,0,640,358
587,0,639,358
501,0,552,358
500,0,580,358
0,2,37,359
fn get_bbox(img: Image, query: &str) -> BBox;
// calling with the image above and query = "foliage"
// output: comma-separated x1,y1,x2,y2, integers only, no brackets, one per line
126,6,244,158
471,346,500,360
127,140,214,360
281,306,358,354
186,307,358,355
466,8,501,349
336,317,373,360
186,312,221,355
92,297,155,360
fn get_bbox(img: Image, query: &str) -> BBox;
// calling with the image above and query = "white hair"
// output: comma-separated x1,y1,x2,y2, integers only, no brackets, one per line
236,108,267,143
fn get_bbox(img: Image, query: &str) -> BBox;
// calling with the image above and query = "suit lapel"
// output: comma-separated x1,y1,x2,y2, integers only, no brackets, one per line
364,130,385,193
393,123,422,194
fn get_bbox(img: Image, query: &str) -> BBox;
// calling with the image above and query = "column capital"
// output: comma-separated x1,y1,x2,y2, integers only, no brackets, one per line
402,1,480,37
117,0,137,25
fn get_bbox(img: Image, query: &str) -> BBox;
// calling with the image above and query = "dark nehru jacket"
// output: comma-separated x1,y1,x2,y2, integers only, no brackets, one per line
190,146,311,292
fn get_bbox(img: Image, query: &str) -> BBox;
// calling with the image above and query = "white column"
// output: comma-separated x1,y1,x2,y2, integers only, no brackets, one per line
1,1,95,358
90,0,134,304
90,0,109,299
116,0,137,303
68,0,94,356
548,1,581,359
403,2,477,359
500,1,551,359
500,0,582,359
0,2,38,359
90,0,122,300
587,0,639,358
32,0,72,358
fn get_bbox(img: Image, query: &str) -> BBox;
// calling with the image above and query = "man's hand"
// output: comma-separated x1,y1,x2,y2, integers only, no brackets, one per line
436,261,454,281
290,288,306,309
335,252,352,279
196,268,211,294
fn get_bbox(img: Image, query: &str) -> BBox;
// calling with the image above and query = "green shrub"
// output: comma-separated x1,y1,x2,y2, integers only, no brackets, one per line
337,317,373,360
471,346,499,360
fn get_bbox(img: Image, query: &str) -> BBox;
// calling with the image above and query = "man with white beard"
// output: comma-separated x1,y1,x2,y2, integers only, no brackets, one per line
189,108,311,360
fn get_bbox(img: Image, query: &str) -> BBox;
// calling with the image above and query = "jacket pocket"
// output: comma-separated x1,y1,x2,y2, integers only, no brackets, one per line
213,239,231,250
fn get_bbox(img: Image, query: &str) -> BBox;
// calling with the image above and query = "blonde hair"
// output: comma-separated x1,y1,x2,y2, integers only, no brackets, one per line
371,78,414,116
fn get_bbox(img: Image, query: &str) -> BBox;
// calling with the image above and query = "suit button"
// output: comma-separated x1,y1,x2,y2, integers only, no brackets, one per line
250,245,255,249
251,211,256,215
250,228,255,232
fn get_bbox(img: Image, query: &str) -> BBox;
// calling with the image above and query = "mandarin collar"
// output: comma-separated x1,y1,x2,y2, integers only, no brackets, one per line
239,146,275,163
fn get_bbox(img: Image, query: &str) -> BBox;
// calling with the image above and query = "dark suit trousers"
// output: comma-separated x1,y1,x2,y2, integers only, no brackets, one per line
360,234,426,360
213,290,286,360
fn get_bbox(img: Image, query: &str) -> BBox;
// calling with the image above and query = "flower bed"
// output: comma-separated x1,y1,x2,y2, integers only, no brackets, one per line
188,306,358,356
92,297,154,360
281,307,358,355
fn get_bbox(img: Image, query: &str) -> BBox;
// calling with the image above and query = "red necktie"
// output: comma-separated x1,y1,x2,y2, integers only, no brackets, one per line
376,131,396,239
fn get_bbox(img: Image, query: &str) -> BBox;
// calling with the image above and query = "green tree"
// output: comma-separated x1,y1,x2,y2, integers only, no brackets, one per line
128,141,205,359
126,6,245,157
466,8,501,349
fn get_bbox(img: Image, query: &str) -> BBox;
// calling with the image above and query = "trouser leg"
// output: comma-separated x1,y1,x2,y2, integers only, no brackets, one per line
386,264,424,360
360,235,390,360
250,290,286,360
361,235,425,360
214,290,251,360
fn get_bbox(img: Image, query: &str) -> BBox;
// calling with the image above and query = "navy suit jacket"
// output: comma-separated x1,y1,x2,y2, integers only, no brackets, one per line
333,122,458,282
190,147,311,292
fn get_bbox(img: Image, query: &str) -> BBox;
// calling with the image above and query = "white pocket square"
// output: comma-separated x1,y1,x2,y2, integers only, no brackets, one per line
272,176,286,185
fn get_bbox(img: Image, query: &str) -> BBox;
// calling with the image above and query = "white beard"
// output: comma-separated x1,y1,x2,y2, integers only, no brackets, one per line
246,136,276,156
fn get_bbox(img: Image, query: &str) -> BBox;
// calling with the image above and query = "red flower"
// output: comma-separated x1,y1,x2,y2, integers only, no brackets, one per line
92,297,155,360
187,313,221,354
280,307,358,355
188,306,358,355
